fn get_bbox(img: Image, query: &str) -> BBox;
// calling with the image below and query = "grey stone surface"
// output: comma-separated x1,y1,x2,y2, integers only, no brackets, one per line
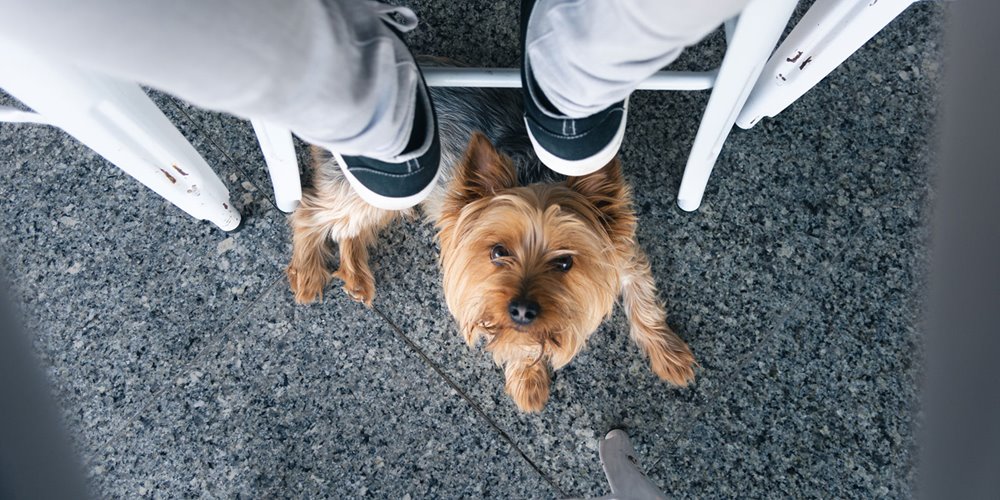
362,191,836,496
649,234,923,498
358,2,938,496
0,0,940,498
88,284,553,498
0,92,290,469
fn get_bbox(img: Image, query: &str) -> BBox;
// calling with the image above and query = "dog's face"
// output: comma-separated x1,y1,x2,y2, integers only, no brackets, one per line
436,132,636,371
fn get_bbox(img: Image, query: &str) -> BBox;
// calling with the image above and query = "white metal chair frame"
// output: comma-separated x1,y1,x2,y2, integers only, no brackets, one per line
0,0,918,230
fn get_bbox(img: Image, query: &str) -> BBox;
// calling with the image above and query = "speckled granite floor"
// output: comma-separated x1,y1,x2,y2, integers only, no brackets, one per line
0,1,942,498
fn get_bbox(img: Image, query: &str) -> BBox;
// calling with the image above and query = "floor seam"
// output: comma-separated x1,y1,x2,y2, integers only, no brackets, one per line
369,304,568,498
85,98,296,481
161,97,281,213
95,273,285,452
64,127,291,456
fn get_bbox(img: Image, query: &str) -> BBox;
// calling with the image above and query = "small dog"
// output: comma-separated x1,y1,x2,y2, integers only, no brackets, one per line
286,85,696,412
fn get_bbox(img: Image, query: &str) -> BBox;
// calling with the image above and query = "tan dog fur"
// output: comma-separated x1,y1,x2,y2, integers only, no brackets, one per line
287,132,696,412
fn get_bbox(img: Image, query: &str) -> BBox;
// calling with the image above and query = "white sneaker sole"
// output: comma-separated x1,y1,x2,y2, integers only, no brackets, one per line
525,100,629,177
333,152,441,211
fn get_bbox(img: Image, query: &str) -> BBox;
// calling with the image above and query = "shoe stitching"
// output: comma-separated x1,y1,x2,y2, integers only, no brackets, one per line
528,108,624,140
348,166,426,178
529,105,625,128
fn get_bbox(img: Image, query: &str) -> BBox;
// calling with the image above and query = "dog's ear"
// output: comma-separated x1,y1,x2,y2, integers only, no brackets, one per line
566,157,636,244
446,132,518,209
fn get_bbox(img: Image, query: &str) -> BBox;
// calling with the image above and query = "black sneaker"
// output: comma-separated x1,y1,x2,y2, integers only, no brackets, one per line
520,0,629,176
335,30,440,210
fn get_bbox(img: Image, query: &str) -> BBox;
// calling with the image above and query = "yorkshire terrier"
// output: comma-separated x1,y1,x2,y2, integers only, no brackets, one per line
286,85,696,412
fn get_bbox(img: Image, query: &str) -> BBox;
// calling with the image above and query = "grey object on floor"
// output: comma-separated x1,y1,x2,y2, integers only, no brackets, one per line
921,0,1000,497
590,430,666,500
0,0,942,497
0,282,89,500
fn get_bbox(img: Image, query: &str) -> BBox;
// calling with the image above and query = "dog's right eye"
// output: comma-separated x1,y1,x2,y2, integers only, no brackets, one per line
490,244,510,264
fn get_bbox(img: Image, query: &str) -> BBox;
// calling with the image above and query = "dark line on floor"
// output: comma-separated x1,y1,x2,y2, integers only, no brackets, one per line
163,98,281,213
97,274,286,451
370,304,568,498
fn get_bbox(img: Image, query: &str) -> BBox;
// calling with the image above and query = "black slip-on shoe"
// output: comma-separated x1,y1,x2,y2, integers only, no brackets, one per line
335,30,440,211
520,0,629,176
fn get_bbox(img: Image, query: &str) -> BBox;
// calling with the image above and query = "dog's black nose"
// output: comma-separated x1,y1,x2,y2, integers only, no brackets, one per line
508,298,540,325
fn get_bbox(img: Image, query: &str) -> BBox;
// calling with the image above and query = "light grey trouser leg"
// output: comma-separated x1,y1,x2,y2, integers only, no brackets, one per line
526,0,751,118
0,0,418,159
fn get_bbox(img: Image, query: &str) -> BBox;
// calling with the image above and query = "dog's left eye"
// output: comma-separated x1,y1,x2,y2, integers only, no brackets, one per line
490,244,510,264
552,255,573,272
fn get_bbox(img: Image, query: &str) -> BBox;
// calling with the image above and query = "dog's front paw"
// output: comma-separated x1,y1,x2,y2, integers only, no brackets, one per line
649,341,697,387
287,264,331,304
505,363,551,413
333,266,375,307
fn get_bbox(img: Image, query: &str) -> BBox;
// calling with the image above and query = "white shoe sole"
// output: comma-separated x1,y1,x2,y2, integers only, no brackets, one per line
525,100,629,177
333,152,441,211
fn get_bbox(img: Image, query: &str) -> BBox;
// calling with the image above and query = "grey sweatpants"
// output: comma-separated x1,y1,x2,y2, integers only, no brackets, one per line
0,0,746,156
527,0,749,118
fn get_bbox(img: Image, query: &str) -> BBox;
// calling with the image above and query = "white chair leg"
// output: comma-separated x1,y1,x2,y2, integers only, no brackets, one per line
0,45,241,230
675,0,799,212
736,0,918,130
250,120,301,213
